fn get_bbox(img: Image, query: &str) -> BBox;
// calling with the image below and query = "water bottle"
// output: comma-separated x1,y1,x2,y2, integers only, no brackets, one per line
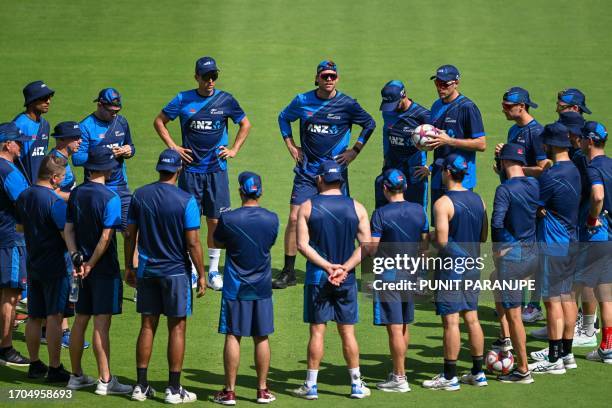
69,276,80,303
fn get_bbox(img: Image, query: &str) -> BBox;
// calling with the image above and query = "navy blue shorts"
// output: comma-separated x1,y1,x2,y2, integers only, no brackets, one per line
575,242,612,287
374,172,428,209
109,185,131,231
434,269,480,316
218,296,274,337
137,274,192,317
0,246,27,290
27,275,74,318
373,296,414,325
304,282,358,324
540,254,576,298
497,254,538,309
179,170,230,219
75,276,122,315
291,168,349,206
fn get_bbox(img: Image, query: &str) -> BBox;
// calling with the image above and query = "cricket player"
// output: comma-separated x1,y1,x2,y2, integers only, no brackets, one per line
154,56,252,291
424,154,488,391
212,172,279,405
0,123,30,367
292,160,371,399
49,121,82,200
375,80,431,209
370,169,429,392
556,88,592,116
124,149,206,403
274,60,376,289
64,146,132,394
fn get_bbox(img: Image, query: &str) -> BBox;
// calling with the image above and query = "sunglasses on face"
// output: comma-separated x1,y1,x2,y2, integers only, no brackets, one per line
502,102,520,110
435,80,456,89
201,72,219,82
102,104,121,114
319,73,337,81
556,102,574,111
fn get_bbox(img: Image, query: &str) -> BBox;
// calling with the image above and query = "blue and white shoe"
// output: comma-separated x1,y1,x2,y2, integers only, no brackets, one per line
208,272,223,291
460,371,488,386
350,380,371,399
586,347,612,364
61,330,90,349
291,383,318,400
423,374,460,391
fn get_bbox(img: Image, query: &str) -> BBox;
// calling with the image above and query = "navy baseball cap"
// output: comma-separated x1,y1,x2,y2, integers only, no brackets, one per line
558,88,591,114
557,111,585,135
84,146,118,172
0,122,29,143
156,149,182,173
435,153,468,174
316,60,338,74
23,80,54,107
430,65,460,82
52,121,81,139
382,168,407,191
238,171,263,197
94,88,122,107
195,56,218,75
541,122,571,148
380,80,406,112
317,160,344,183
499,143,527,165
581,121,608,142
503,87,538,108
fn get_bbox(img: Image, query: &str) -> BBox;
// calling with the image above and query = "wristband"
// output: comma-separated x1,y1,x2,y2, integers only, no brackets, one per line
587,215,599,227
352,145,361,155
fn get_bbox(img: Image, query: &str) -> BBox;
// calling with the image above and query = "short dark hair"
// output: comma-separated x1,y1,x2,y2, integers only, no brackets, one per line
448,171,466,183
38,155,66,181
593,139,606,148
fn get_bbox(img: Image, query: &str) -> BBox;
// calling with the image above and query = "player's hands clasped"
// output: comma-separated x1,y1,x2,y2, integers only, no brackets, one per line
112,145,132,158
325,263,347,286
82,262,93,278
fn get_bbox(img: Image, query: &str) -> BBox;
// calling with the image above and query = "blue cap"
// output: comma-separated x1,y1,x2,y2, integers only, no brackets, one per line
84,146,118,172
316,60,338,74
557,111,585,135
52,121,81,139
382,168,407,191
430,65,460,82
0,122,29,143
317,160,344,183
503,87,538,108
23,80,54,107
238,171,263,197
434,153,468,174
558,88,591,114
541,122,571,148
156,149,182,173
380,80,406,112
94,88,122,107
195,56,218,75
581,121,608,142
499,143,527,165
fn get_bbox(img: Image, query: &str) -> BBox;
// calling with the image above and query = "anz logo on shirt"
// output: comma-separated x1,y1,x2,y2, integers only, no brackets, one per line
307,124,339,135
190,120,223,131
32,147,45,156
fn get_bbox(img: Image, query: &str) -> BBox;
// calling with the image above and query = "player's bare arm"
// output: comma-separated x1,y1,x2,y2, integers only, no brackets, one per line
186,229,207,297
153,111,193,163
427,132,486,152
218,117,251,159
124,223,138,288
84,227,115,278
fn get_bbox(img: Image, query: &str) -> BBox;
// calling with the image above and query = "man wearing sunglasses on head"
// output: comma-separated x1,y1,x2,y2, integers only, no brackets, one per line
273,60,376,289
154,57,252,292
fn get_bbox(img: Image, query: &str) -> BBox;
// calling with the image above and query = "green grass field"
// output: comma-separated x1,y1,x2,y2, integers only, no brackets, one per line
1,0,612,406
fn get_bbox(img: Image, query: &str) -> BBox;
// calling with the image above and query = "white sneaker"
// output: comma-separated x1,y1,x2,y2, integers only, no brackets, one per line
530,326,548,340
208,272,223,291
530,347,549,361
376,373,410,392
67,373,97,389
350,380,371,398
423,374,460,391
165,386,197,404
562,353,577,369
528,359,566,374
573,330,598,348
291,383,318,400
459,371,488,386
95,376,133,395
132,385,155,401
522,306,545,323
586,348,612,364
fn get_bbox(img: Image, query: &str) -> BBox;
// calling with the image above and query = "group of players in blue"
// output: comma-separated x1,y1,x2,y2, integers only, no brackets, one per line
0,56,611,404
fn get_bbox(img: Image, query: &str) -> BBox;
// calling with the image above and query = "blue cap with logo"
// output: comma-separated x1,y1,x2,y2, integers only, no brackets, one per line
558,88,591,114
0,122,29,143
430,65,460,82
156,149,182,173
503,87,538,108
316,60,338,74
52,121,82,139
541,122,571,148
85,146,118,172
435,153,468,174
23,80,55,107
581,121,608,142
317,160,344,183
557,111,585,135
238,171,263,197
380,80,406,112
94,88,122,107
382,168,407,190
195,56,218,75
499,143,527,165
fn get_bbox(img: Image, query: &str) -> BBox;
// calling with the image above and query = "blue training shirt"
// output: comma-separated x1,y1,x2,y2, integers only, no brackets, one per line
127,182,200,278
371,201,428,242
507,119,546,166
0,158,29,248
430,95,485,189
50,149,76,193
73,114,135,187
16,185,71,280
66,181,122,278
13,113,50,184
491,177,540,244
162,89,245,174
586,155,612,214
444,190,484,258
214,206,279,300
278,90,376,177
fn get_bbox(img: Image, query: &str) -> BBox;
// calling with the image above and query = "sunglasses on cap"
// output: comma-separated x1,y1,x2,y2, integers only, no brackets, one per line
319,73,338,81
201,72,219,82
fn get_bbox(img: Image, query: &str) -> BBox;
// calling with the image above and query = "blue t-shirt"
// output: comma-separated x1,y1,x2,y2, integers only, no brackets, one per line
162,89,245,174
73,113,135,187
214,206,279,300
13,113,50,184
586,155,612,214
444,190,484,258
16,185,70,280
371,201,428,242
278,90,376,177
50,149,76,193
0,158,29,248
127,182,200,278
507,119,546,166
430,95,485,189
492,177,540,244
66,181,122,278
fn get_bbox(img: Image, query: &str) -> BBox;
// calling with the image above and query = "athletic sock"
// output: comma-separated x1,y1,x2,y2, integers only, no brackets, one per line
169,371,181,393
583,314,596,336
348,367,361,385
284,255,296,273
548,339,562,363
601,327,612,350
392,373,405,382
443,359,457,380
305,369,318,388
471,355,484,375
208,248,221,274
137,367,148,388
562,338,573,357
